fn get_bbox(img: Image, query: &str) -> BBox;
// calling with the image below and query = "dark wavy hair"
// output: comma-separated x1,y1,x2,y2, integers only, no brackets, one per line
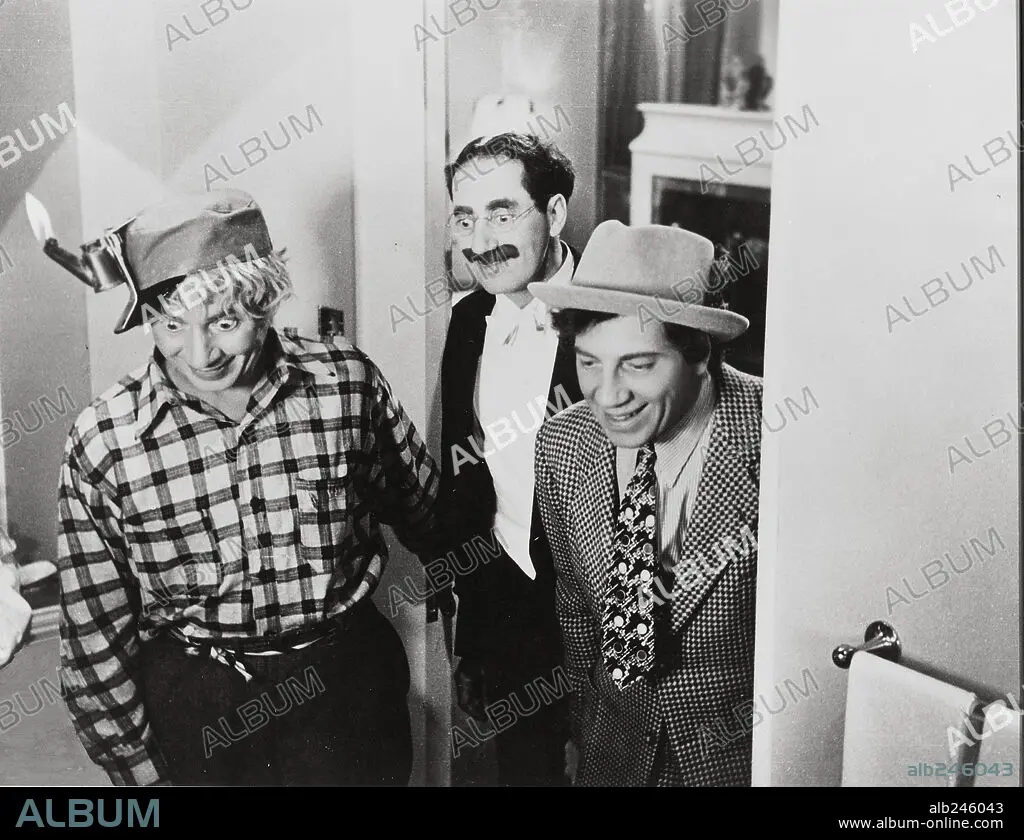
549,309,722,379
445,132,575,210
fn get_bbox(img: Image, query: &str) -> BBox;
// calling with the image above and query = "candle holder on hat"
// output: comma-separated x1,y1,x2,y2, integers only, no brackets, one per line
25,192,136,293
25,193,140,332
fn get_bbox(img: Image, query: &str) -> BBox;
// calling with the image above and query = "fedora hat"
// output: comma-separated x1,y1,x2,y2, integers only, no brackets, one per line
528,220,748,341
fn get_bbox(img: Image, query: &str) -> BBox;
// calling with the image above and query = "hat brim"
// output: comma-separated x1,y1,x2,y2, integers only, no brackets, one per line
114,276,141,334
528,282,749,341
114,253,270,334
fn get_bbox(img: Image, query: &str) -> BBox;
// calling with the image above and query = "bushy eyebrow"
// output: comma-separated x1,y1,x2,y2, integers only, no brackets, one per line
574,348,659,362
161,308,236,326
452,198,519,215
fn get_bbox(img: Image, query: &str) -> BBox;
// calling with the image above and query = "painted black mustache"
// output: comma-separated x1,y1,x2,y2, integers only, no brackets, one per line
463,244,519,267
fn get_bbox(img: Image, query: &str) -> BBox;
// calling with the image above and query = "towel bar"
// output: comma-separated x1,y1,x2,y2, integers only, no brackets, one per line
832,620,901,669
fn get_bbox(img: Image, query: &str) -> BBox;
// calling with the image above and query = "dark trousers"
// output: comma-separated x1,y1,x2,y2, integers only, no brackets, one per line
140,603,412,786
489,659,569,787
455,537,568,787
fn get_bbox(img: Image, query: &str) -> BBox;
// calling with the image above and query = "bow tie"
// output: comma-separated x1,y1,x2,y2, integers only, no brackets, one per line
487,300,548,346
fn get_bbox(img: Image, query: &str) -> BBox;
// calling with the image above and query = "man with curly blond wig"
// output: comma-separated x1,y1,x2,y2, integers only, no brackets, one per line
56,190,442,787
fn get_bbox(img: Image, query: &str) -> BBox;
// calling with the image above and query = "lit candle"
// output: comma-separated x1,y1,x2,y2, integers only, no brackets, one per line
24,192,98,288
24,192,132,292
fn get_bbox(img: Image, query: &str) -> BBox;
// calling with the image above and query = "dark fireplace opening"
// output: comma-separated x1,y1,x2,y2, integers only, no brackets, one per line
653,176,770,377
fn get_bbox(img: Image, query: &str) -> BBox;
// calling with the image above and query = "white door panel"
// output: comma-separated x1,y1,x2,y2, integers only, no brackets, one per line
755,0,1019,786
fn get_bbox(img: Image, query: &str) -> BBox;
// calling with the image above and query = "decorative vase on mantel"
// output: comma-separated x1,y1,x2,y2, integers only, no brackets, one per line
742,55,773,112
718,55,747,109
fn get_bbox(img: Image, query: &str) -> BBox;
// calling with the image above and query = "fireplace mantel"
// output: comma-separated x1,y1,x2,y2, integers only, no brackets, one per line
629,103,775,225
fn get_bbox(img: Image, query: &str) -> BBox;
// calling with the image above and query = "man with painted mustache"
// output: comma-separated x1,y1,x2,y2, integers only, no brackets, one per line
438,132,582,786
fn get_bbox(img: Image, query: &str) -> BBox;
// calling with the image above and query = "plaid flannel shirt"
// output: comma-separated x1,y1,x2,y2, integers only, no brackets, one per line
57,329,441,786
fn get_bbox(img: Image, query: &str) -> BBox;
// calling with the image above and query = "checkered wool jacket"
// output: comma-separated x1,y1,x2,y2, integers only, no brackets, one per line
535,364,762,786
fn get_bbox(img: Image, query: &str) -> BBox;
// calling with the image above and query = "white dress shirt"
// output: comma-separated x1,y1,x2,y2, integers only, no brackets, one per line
615,373,718,572
476,241,575,579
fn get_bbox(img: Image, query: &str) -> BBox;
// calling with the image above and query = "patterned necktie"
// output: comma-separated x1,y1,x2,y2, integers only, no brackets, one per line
602,443,658,689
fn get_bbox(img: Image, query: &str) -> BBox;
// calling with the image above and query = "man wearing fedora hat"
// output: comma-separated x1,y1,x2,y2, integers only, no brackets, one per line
530,220,762,786
55,189,442,786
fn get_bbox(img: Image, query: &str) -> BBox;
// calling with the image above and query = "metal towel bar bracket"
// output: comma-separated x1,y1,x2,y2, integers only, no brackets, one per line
832,620,902,669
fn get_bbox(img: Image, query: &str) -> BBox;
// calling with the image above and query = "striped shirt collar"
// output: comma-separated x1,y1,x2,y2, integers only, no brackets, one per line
647,372,717,491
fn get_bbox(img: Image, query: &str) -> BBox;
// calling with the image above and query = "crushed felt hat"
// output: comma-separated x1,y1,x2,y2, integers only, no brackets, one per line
114,189,274,333
528,220,749,341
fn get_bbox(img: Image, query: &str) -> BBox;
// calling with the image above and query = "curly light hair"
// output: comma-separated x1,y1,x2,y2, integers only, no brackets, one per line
158,248,294,323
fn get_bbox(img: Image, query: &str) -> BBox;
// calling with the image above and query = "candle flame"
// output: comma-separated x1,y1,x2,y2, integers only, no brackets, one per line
24,192,55,243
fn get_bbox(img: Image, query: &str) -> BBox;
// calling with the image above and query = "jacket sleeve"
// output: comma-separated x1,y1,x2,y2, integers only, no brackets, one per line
534,422,598,746
436,313,465,544
57,442,170,787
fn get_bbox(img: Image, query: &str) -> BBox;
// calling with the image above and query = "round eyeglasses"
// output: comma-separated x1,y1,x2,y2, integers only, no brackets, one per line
448,206,536,240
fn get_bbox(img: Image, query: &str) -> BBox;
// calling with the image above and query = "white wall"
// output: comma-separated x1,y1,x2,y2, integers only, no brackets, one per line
754,0,1018,786
348,0,453,788
71,0,355,393
0,0,91,577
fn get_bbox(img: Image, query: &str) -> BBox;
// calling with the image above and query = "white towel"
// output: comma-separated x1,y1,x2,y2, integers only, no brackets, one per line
842,653,980,787
972,700,1021,788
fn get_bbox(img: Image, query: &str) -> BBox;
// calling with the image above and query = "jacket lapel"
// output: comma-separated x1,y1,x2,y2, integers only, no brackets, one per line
668,368,761,634
455,294,494,442
571,421,618,607
546,338,583,417
544,244,583,418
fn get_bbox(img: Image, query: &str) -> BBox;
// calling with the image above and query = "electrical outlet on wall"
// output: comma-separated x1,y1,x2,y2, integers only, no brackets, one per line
318,306,345,338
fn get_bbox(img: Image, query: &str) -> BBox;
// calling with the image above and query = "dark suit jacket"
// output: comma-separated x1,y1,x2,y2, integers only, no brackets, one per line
535,365,762,786
438,245,582,670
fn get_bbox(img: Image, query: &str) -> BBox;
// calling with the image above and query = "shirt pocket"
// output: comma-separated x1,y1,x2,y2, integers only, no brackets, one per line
295,471,353,574
123,508,224,610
